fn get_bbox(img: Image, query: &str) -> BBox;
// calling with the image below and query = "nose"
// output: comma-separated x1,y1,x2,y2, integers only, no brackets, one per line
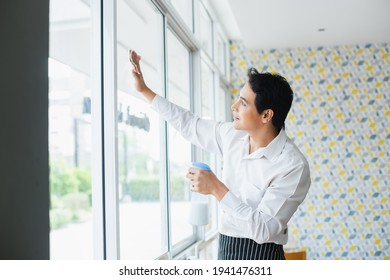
231,99,239,112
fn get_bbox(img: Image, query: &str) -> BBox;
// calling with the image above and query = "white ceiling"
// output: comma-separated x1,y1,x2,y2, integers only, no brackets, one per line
209,0,390,50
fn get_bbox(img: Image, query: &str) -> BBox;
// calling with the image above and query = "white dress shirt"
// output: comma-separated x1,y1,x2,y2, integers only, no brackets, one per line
151,94,311,245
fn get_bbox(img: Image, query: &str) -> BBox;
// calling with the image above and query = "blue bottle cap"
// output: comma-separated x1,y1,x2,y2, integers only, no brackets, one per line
191,162,211,171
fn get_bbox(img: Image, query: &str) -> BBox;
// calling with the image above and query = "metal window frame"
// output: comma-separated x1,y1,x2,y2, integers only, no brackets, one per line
164,26,199,257
101,0,120,260
154,0,229,258
154,0,202,259
91,0,105,260
160,9,171,258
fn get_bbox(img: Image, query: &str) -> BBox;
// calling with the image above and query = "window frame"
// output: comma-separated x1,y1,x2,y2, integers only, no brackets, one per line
101,0,120,260
91,0,105,260
165,26,198,254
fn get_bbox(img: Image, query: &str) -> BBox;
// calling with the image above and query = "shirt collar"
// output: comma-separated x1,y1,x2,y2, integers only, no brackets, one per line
241,129,288,160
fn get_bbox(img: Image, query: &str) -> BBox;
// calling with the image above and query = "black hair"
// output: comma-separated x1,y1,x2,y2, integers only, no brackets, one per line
247,68,293,131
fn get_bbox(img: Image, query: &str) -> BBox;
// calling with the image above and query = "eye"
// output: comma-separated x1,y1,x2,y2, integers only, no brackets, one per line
241,100,247,106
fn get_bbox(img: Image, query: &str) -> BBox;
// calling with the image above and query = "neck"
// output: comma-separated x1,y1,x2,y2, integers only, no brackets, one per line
248,126,279,154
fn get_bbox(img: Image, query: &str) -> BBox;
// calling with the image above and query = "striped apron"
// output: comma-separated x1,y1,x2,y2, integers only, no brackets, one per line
218,233,285,260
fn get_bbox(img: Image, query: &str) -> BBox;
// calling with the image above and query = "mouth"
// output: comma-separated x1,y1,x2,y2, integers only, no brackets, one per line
233,116,240,121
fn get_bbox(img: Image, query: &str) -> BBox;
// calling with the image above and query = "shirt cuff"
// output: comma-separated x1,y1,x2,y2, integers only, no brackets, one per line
220,191,242,213
150,94,166,112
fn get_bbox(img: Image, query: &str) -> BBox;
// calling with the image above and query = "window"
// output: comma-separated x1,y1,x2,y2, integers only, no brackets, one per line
199,59,218,234
166,30,194,247
116,0,166,259
49,0,94,259
168,0,193,32
216,85,229,122
49,0,229,260
216,30,228,77
199,1,213,58
200,59,215,120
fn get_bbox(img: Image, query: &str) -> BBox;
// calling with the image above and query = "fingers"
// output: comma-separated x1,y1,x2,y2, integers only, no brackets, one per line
186,170,197,184
129,49,141,74
186,170,196,190
190,185,199,192
129,49,139,61
186,167,199,180
186,167,215,194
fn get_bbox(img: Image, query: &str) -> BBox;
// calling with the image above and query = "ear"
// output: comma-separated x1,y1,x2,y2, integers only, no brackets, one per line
261,109,274,124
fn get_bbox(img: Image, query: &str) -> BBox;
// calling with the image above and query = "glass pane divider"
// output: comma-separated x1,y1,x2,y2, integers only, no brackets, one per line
160,118,171,257
153,0,199,51
102,0,120,260
161,14,172,257
91,0,105,260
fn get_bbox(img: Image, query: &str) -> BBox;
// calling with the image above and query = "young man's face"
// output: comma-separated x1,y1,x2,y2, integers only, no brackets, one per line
231,82,263,131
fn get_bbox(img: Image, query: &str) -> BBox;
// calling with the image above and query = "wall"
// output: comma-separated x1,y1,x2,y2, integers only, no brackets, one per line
0,0,50,259
229,40,390,259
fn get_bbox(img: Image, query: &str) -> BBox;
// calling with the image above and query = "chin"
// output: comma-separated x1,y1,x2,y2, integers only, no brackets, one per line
233,121,243,130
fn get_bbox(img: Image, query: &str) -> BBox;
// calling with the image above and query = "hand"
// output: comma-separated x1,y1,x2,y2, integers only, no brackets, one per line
129,49,148,93
186,167,228,201
129,50,156,103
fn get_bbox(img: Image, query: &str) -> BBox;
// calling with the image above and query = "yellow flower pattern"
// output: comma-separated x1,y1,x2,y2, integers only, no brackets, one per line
230,41,390,259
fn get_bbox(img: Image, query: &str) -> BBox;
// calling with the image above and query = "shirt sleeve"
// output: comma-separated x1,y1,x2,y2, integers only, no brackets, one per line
220,162,311,244
151,94,230,156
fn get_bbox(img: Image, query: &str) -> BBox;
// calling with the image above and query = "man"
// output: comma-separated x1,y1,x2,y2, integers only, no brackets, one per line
130,50,310,260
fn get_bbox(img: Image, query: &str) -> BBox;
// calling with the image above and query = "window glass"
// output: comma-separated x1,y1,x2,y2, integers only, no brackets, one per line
116,0,165,259
216,86,227,122
210,85,228,232
169,0,193,32
166,30,193,246
200,60,214,119
199,2,213,57
49,0,93,259
200,59,217,234
216,32,227,76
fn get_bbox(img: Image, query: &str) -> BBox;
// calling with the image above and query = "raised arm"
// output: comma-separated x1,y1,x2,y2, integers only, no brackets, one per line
129,50,231,156
129,50,156,103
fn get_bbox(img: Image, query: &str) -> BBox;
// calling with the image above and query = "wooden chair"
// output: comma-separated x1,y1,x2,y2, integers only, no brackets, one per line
284,250,306,260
